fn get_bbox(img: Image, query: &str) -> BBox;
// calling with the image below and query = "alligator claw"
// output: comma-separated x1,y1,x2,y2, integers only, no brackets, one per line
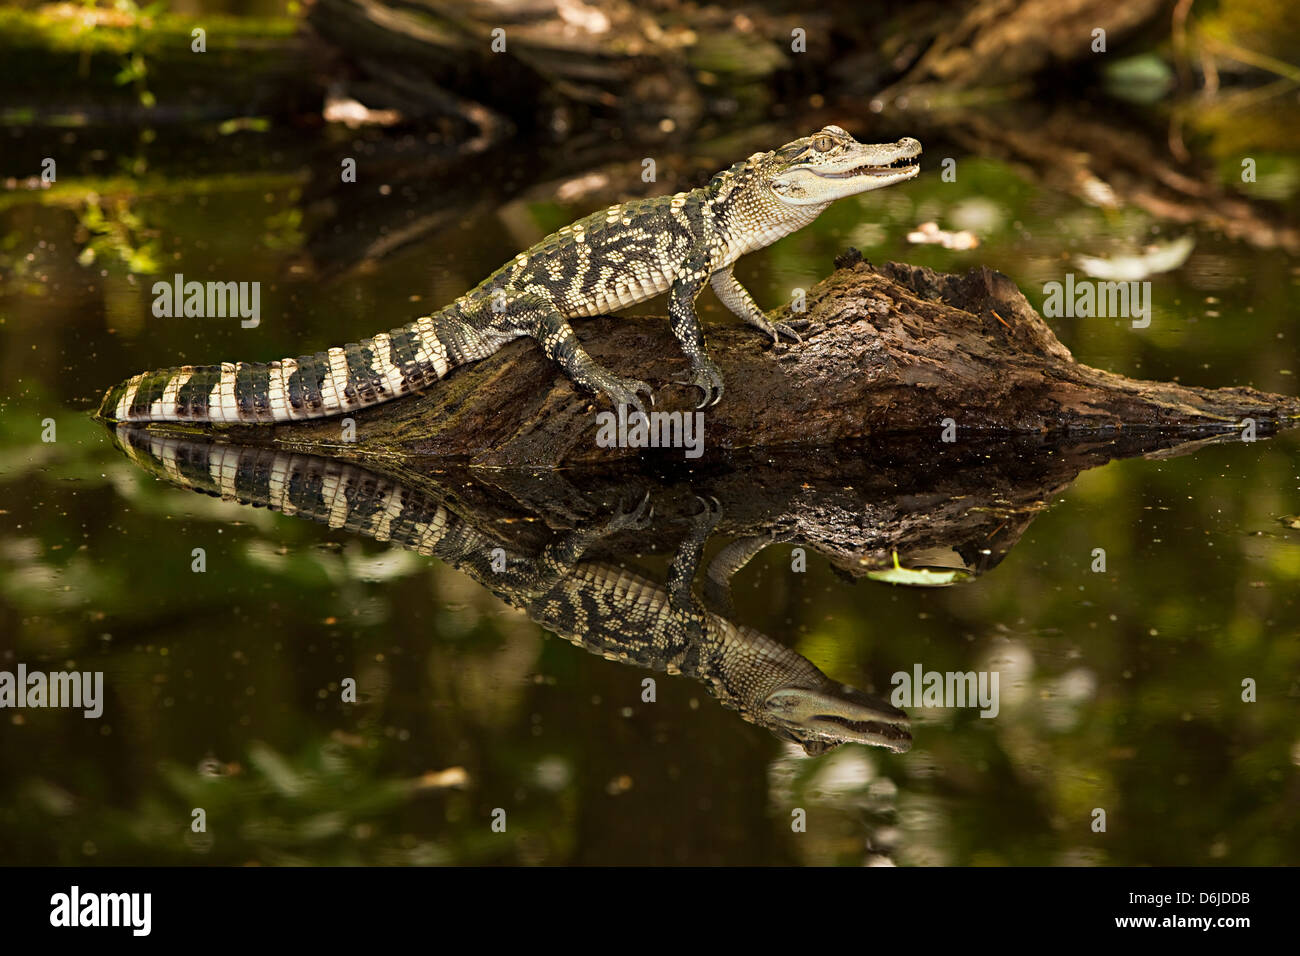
752,315,806,346
601,376,655,416
674,359,724,409
692,493,722,518
772,321,804,344
607,490,654,532
690,493,724,530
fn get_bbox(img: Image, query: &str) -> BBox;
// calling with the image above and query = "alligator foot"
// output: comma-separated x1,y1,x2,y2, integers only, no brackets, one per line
675,358,724,409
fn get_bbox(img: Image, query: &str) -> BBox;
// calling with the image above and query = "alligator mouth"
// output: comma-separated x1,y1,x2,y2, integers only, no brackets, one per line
812,713,912,749
817,155,920,179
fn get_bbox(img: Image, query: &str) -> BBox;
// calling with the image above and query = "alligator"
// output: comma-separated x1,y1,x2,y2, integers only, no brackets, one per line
96,127,921,425
108,426,911,755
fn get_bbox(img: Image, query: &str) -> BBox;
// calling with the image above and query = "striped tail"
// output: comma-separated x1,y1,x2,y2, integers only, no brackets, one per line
110,427,462,557
96,311,476,424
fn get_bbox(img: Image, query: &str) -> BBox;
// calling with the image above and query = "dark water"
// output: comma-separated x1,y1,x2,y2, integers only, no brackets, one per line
1,109,1298,865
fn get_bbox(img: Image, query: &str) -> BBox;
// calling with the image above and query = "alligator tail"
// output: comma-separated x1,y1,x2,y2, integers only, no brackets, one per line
95,309,495,424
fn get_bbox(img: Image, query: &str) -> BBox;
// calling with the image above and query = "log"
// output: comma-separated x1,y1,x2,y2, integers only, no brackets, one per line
305,0,1174,135
166,251,1300,468
871,0,1169,95
303,0,816,135
419,432,1253,583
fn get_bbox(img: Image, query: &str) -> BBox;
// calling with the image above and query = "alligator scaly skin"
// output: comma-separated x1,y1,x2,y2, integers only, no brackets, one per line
96,127,921,423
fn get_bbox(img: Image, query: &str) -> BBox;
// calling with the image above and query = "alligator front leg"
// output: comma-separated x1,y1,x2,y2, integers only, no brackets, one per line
669,253,725,408
700,532,781,618
710,265,806,345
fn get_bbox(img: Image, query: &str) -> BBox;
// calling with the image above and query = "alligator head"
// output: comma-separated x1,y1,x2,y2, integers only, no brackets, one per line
763,684,912,756
764,125,922,205
716,622,912,756
707,125,921,252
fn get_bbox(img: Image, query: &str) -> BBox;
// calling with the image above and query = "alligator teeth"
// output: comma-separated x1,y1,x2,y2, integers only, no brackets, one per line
818,159,919,179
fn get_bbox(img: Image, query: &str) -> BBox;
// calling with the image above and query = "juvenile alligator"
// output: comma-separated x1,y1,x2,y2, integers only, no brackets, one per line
96,127,920,425
108,428,911,754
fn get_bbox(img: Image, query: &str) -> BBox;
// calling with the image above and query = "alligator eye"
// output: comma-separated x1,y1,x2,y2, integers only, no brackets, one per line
811,133,834,152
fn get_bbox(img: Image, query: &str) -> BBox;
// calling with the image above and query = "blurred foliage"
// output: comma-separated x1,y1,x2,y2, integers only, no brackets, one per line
0,1,298,58
1179,0,1300,174
74,195,162,273
1193,0,1300,74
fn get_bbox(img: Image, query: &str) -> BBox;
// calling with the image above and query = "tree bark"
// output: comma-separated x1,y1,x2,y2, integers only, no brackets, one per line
194,252,1300,467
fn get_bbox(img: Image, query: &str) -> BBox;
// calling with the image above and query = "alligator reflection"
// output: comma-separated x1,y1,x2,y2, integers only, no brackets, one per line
109,422,1241,758
108,427,914,754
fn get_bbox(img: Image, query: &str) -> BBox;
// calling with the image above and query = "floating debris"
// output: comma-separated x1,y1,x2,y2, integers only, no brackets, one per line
907,221,979,250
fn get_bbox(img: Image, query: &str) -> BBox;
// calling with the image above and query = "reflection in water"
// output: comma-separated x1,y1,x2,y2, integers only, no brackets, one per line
109,427,912,755
105,420,1262,760
80,417,1299,863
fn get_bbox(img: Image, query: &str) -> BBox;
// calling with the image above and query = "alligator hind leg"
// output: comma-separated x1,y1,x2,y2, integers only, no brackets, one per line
532,490,654,593
502,290,654,414
469,492,654,597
